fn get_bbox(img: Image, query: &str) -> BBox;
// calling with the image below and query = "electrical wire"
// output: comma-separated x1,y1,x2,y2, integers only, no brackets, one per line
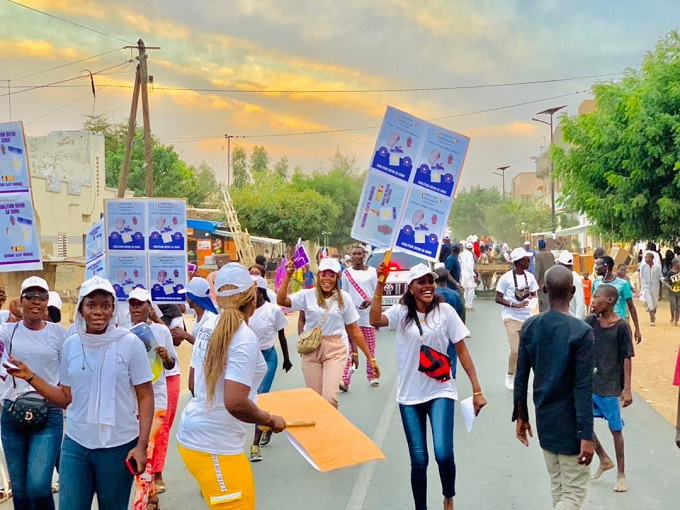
4,72,620,94
0,61,132,98
160,89,590,143
11,48,126,81
7,0,135,45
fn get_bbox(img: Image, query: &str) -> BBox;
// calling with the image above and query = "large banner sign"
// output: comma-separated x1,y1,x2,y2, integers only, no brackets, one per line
352,107,470,261
103,198,187,303
0,122,42,272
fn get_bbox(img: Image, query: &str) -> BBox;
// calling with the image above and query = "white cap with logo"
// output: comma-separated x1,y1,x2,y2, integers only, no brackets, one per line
215,263,254,297
510,248,533,262
128,287,151,303
406,263,438,286
178,277,211,297
21,276,49,294
557,251,574,266
318,257,341,274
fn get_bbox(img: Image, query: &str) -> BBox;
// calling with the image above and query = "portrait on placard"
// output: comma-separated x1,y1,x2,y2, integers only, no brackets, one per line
105,199,146,251
147,199,186,251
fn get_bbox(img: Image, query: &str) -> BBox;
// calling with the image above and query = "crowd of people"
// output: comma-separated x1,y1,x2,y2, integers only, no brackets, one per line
0,237,679,510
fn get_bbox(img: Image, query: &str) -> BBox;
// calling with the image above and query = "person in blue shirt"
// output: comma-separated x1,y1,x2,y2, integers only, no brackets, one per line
435,268,463,379
523,241,536,276
514,265,595,509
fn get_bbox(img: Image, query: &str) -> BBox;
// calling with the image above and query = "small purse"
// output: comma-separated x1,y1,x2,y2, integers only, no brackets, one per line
297,299,332,355
7,324,49,429
415,318,451,382
513,271,531,302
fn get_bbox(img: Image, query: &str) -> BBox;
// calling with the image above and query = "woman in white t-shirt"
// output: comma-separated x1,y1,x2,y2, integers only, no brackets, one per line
177,263,286,510
278,257,381,408
0,276,66,510
5,276,154,510
127,287,177,510
248,276,292,462
370,264,487,510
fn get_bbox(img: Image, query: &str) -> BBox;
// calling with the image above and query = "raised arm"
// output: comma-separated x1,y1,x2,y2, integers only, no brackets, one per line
369,263,389,328
277,261,295,307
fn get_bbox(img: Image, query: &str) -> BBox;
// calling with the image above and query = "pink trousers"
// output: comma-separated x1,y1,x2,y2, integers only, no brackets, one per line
153,374,180,474
301,335,348,408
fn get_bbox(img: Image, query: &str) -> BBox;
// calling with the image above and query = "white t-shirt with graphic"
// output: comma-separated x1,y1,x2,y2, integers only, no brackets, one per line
496,270,540,322
288,289,359,346
177,315,267,455
0,322,67,401
60,332,153,449
147,322,177,410
384,303,470,405
341,267,378,327
249,302,288,351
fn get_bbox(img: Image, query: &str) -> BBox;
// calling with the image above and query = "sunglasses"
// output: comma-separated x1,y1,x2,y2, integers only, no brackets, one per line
22,291,49,302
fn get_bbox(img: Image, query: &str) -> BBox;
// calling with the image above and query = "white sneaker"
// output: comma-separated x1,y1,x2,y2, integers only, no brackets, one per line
504,374,514,391
369,379,380,387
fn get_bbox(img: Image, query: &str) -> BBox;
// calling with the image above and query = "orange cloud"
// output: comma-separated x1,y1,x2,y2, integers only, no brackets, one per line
20,0,106,19
2,39,82,60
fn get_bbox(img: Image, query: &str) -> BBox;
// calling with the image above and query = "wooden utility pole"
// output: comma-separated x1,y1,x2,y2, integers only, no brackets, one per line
118,39,160,198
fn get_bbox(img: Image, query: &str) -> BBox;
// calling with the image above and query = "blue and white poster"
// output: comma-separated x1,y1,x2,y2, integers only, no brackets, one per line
148,254,187,303
105,199,146,251
85,254,107,280
0,193,42,272
395,190,450,259
107,254,147,302
0,122,30,193
147,199,186,251
85,219,105,264
370,107,424,182
351,173,408,249
411,126,469,198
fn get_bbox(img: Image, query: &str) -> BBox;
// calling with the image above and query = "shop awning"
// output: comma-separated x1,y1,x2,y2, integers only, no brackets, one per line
188,219,221,233
531,223,591,238
211,229,282,245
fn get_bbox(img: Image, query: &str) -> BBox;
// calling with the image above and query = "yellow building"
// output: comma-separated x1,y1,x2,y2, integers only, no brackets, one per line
511,171,543,202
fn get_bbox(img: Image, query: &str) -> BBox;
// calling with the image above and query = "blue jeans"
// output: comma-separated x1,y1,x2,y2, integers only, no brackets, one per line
258,347,278,394
59,436,137,510
446,343,458,380
1,400,63,510
399,398,456,510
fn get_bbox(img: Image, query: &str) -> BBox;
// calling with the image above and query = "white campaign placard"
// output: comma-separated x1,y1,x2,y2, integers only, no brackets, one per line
86,219,105,264
0,122,30,193
352,106,470,261
85,254,107,280
148,253,187,303
147,199,186,251
105,199,146,251
107,254,147,302
0,192,42,272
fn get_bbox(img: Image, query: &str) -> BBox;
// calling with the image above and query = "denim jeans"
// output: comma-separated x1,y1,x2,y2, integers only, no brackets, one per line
1,400,63,510
446,343,458,380
258,347,278,394
399,398,455,510
59,436,137,510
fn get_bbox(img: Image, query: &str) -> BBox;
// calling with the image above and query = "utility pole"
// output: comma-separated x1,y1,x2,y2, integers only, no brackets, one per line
493,165,510,198
225,134,234,187
118,39,160,198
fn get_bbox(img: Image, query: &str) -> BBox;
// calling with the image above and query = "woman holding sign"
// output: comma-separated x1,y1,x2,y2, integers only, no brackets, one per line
277,257,380,408
370,263,486,510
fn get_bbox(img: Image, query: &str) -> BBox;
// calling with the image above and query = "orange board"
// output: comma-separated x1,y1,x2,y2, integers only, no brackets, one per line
258,388,386,472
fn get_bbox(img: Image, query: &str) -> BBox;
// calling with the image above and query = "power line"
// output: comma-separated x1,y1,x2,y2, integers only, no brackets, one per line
5,72,620,95
160,89,591,143
7,0,135,45
11,48,126,81
0,61,133,98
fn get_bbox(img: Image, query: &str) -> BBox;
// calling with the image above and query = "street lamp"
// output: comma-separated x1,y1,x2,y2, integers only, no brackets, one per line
493,165,510,198
532,105,566,233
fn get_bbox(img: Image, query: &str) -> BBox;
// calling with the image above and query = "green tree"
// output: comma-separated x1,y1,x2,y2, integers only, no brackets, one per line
274,156,289,180
554,30,680,243
485,200,552,246
250,146,270,177
447,186,502,239
231,144,249,189
291,149,364,246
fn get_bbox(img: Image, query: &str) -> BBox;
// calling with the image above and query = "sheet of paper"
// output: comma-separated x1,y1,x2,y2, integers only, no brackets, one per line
460,396,476,433
529,297,538,310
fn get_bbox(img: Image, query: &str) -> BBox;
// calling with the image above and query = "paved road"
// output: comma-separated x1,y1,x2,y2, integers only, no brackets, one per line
2,298,678,508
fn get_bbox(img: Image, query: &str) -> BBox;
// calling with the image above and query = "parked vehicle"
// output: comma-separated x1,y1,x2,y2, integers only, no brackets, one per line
366,249,433,309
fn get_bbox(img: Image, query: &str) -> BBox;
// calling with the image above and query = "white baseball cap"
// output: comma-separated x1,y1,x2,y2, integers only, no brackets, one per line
47,291,62,310
251,275,268,290
523,241,531,246
318,257,341,274
21,276,49,294
406,263,438,286
128,287,151,303
557,251,574,266
465,242,473,249
178,277,211,297
214,262,254,297
511,248,533,262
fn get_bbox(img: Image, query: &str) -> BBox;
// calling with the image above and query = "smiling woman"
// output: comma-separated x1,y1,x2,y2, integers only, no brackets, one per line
277,257,380,408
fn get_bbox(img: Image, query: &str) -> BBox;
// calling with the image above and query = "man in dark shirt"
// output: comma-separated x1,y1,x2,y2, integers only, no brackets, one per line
445,243,462,288
435,268,463,379
534,239,555,312
513,265,595,509
439,234,452,263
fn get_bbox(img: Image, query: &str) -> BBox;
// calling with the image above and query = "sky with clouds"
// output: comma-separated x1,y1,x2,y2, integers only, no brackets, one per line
2,0,679,191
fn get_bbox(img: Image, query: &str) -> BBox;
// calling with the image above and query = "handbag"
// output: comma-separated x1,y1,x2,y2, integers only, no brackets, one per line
512,271,531,302
7,323,49,429
415,318,451,382
297,299,332,355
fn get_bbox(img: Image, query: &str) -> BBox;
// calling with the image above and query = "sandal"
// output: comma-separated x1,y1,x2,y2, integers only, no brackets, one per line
155,481,166,494
147,495,160,510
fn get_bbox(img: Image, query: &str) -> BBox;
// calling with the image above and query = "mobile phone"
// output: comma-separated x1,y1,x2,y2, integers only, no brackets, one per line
126,457,138,475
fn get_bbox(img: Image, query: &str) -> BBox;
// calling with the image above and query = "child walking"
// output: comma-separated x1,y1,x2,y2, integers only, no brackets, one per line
587,284,635,492
663,257,680,326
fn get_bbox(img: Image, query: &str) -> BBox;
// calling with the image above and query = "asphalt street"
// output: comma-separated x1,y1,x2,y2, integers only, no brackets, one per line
2,297,678,509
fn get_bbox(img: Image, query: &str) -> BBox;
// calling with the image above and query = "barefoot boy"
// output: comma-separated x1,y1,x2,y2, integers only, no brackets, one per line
514,265,595,509
587,284,635,492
